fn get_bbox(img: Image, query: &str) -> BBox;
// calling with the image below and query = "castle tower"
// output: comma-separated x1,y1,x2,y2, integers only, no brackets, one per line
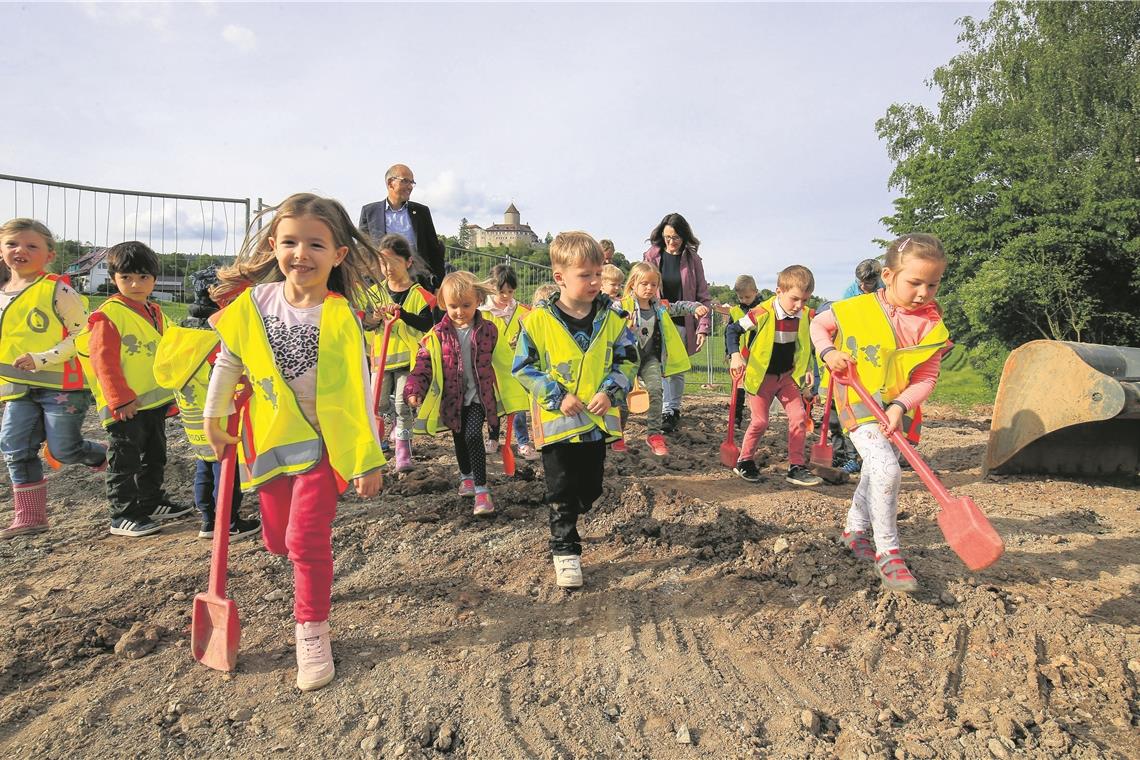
504,202,521,226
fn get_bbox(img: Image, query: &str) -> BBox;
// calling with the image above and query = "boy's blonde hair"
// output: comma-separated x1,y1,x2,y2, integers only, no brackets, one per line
532,282,558,303
0,218,57,287
884,233,946,270
776,265,815,293
599,239,615,254
213,193,383,310
439,270,496,308
549,231,604,270
733,274,757,294
623,261,661,297
601,264,624,284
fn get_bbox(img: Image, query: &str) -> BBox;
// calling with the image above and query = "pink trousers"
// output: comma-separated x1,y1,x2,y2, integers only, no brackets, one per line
739,371,808,466
257,452,338,623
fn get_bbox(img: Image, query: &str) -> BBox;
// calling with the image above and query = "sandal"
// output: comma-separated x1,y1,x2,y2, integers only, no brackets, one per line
843,530,875,561
875,550,918,593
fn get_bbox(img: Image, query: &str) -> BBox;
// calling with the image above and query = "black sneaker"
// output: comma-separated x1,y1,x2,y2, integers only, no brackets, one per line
230,516,261,542
198,512,216,539
150,493,193,521
110,517,162,537
661,409,680,433
733,460,761,482
786,464,823,487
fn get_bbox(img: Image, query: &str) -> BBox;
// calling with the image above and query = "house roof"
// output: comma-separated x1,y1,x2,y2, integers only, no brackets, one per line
65,247,109,274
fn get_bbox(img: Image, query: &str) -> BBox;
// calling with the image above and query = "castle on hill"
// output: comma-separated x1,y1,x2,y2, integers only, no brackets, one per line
463,203,541,248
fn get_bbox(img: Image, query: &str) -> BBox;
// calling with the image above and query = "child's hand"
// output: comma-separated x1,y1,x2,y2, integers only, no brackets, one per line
406,395,420,408
114,399,139,421
355,469,382,497
586,391,611,415
382,304,401,321
824,350,855,374
13,353,36,372
694,305,709,318
560,393,585,416
204,416,239,460
882,403,905,436
729,352,746,379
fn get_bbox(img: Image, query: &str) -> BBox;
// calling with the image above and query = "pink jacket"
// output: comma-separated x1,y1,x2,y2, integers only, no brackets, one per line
643,244,712,355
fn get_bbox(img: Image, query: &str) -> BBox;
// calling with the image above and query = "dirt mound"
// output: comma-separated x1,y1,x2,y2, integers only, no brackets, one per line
1,398,1137,758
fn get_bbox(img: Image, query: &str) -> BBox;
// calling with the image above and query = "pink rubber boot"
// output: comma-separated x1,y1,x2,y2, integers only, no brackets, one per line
2,480,49,539
394,439,414,472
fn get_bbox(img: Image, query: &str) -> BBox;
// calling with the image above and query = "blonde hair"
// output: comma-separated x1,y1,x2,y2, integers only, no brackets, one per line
1,218,57,287
623,261,661,297
776,265,815,293
212,193,383,310
549,231,604,270
532,282,558,303
734,274,757,293
599,239,615,254
439,270,496,308
601,264,624,284
884,233,946,270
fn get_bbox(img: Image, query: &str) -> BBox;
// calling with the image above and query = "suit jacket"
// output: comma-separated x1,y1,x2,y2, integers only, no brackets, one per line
359,199,446,292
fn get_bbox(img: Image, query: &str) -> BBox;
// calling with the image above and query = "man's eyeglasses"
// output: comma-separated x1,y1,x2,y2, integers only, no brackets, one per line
663,235,682,243
392,177,416,187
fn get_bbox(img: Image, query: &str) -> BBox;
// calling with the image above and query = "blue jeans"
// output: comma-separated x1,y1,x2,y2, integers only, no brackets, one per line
513,411,531,446
662,324,688,414
1,388,104,485
192,458,243,519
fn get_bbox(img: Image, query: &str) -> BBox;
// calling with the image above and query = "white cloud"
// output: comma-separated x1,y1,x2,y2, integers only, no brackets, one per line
221,24,256,53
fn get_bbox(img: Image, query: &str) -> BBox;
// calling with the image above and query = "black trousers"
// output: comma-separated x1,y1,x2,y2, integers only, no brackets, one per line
541,439,606,555
106,406,168,521
452,403,487,486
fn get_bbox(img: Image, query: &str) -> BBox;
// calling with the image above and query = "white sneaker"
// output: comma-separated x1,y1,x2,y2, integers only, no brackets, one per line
295,620,335,691
552,554,583,589
517,442,540,461
484,438,499,455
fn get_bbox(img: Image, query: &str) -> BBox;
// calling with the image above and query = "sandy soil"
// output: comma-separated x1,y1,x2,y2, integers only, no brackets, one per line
1,397,1137,759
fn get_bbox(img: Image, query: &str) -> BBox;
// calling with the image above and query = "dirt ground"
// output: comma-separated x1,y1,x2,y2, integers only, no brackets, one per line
1,396,1137,760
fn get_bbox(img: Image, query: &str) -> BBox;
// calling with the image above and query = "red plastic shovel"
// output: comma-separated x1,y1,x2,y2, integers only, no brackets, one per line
501,414,516,476
191,397,246,672
833,366,1004,571
371,309,400,439
808,380,847,483
720,372,743,467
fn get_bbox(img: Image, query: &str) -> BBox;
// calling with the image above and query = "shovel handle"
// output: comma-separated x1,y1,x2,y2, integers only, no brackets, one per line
372,309,400,418
502,414,516,476
207,388,249,599
727,371,742,439
818,374,834,435
832,366,953,505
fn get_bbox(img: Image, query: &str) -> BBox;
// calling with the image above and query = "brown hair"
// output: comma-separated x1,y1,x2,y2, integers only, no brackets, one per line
0,218,57,287
532,282,559,303
212,193,383,310
733,274,758,293
884,233,946,270
777,265,815,293
549,231,604,270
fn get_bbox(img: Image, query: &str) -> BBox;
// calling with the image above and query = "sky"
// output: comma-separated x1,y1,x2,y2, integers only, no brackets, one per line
0,1,990,300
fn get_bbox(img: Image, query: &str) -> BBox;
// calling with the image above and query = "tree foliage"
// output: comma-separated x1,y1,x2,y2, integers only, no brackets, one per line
877,1,1140,349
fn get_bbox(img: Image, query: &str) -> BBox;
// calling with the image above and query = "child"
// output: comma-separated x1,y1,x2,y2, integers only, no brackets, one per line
153,276,260,541
513,232,638,589
726,265,822,487
367,233,433,472
725,275,763,427
479,263,539,461
813,234,950,592
75,242,187,537
600,264,624,299
619,262,708,456
405,272,528,516
203,192,385,691
531,282,559,303
0,219,107,538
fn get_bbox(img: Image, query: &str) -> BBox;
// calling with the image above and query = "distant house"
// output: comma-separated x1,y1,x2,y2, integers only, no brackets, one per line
464,203,541,249
65,247,180,301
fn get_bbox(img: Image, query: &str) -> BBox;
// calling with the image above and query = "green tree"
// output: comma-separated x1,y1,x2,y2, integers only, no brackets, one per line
877,1,1140,349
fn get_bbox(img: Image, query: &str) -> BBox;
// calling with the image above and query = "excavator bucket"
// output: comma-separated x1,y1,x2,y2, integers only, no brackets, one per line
984,340,1140,476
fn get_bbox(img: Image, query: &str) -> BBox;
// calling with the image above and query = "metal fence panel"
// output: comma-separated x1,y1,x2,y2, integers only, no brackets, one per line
443,245,553,305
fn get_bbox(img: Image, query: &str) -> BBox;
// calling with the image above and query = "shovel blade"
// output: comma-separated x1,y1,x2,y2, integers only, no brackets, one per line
628,390,649,414
809,441,834,470
191,592,240,672
720,441,740,468
936,496,1005,571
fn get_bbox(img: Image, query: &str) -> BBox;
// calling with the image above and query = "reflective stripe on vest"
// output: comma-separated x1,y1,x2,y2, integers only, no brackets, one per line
741,296,812,395
154,325,219,461
621,296,690,377
523,306,625,449
826,293,949,439
75,299,173,427
377,284,430,369
0,274,88,400
729,303,755,359
215,286,385,491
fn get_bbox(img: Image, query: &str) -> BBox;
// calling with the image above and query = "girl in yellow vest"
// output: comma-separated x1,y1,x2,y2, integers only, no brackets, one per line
203,193,385,692
0,219,106,539
812,234,951,593
405,271,528,516
365,233,435,472
479,263,538,461
619,262,708,456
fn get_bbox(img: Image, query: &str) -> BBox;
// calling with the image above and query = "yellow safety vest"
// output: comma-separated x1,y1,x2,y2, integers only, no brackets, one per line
376,283,431,370
214,287,385,491
76,299,174,427
154,326,219,461
0,274,88,400
824,293,950,437
521,305,625,448
620,296,690,377
741,296,813,395
729,303,756,359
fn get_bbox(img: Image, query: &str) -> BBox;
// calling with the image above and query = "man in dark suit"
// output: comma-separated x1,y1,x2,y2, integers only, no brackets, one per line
358,164,447,292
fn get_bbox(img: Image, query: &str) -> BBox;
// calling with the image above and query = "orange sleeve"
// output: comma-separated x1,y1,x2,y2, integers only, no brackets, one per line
88,314,137,412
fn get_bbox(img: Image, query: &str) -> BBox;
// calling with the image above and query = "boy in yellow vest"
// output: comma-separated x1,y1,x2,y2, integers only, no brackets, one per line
78,242,181,537
512,232,638,589
726,265,822,487
723,274,764,427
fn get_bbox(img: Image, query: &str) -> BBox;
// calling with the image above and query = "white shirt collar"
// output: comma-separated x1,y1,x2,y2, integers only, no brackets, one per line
773,299,800,320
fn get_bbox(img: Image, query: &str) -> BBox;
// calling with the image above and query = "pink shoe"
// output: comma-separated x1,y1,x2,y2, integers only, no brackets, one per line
611,439,627,453
394,439,413,472
473,491,495,516
843,530,875,561
458,478,475,497
646,434,668,456
90,443,109,473
875,550,919,592
2,480,49,539
295,620,335,691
